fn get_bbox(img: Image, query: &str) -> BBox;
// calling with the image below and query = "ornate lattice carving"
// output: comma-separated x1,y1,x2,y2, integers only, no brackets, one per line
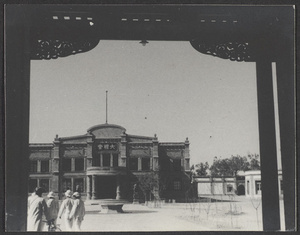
31,39,100,60
190,40,253,62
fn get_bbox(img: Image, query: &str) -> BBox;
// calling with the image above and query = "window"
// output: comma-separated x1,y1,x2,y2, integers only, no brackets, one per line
40,179,49,192
142,158,150,171
103,154,110,167
30,160,37,172
255,181,261,194
62,178,71,192
227,184,233,193
113,154,118,167
173,180,181,190
129,158,138,171
75,158,84,171
93,155,100,166
173,159,181,171
185,159,189,170
29,179,37,193
62,158,71,172
41,160,49,172
74,178,84,192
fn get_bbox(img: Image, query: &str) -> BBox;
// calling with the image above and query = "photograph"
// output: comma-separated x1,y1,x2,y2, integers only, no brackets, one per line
4,3,296,232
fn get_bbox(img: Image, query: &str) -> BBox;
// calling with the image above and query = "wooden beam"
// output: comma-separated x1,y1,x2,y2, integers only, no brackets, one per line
5,5,31,231
256,60,281,231
276,38,295,231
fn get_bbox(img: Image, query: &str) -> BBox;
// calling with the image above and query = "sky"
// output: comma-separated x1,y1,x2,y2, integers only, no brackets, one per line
30,40,262,166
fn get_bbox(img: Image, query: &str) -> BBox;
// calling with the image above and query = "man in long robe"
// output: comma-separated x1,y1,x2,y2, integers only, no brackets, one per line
46,191,59,228
58,190,74,231
69,192,85,231
27,187,49,231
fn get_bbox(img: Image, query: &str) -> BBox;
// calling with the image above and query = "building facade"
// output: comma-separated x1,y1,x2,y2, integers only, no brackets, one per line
28,123,191,202
244,170,283,198
193,176,245,196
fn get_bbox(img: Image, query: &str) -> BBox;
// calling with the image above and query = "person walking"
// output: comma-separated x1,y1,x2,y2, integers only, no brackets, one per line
69,192,85,231
27,187,49,231
57,190,74,231
46,191,59,229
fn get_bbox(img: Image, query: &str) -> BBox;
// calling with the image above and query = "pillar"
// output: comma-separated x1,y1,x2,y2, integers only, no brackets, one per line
138,158,142,171
86,138,93,168
116,176,121,200
120,131,127,167
276,37,295,230
152,135,159,171
184,137,190,171
52,137,60,197
86,176,91,200
256,60,280,230
92,175,96,199
37,160,41,172
5,5,31,231
110,153,113,167
71,158,75,172
100,154,103,167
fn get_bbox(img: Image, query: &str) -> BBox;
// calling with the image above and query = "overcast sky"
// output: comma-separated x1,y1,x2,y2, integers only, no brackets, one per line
30,40,262,166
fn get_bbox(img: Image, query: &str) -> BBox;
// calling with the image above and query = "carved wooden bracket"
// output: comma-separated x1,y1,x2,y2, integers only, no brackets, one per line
30,39,100,60
190,40,253,62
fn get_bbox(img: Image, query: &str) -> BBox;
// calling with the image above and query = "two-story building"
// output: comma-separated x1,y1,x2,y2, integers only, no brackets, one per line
28,123,191,202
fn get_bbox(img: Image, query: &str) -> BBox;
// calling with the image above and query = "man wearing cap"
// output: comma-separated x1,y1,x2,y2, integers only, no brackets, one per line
69,192,85,231
27,187,50,231
46,191,59,228
57,190,74,231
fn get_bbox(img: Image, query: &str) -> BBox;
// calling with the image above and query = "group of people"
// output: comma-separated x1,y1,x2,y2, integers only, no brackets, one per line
27,187,85,231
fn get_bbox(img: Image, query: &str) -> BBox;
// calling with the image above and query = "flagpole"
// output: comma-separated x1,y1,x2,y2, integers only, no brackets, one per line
106,90,108,124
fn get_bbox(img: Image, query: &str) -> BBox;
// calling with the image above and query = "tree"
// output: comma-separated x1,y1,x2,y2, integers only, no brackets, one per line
228,155,250,176
247,153,260,170
194,162,210,176
210,157,231,177
210,155,250,177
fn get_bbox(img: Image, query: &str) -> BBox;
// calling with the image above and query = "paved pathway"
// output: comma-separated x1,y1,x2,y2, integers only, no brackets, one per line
56,204,209,232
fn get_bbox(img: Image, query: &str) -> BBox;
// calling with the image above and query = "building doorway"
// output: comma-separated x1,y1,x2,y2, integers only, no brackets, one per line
96,176,117,199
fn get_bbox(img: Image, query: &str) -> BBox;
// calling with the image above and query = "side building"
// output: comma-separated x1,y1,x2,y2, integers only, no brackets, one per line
28,123,191,202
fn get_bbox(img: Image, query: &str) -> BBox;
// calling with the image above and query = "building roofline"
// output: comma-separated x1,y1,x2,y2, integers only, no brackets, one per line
59,134,88,141
29,143,53,147
87,123,126,133
159,142,185,145
127,134,154,140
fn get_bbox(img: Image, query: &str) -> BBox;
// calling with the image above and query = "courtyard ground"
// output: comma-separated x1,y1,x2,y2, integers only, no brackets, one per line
44,196,285,232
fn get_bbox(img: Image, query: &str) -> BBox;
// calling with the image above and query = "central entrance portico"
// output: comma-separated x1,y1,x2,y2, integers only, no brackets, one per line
86,167,126,200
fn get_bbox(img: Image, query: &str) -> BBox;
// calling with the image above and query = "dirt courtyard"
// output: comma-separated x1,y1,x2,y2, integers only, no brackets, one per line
46,196,285,232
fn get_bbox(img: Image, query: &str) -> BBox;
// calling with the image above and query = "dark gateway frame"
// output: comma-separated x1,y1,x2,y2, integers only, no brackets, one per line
4,3,296,232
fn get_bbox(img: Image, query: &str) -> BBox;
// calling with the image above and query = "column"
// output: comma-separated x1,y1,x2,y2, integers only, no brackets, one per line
120,131,127,167
152,135,159,171
256,60,280,230
92,175,96,199
86,137,93,168
138,158,142,171
86,176,91,200
71,158,75,172
71,178,74,192
110,153,113,167
276,37,295,230
184,138,190,171
100,154,103,167
5,5,31,231
37,160,41,172
116,176,121,200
